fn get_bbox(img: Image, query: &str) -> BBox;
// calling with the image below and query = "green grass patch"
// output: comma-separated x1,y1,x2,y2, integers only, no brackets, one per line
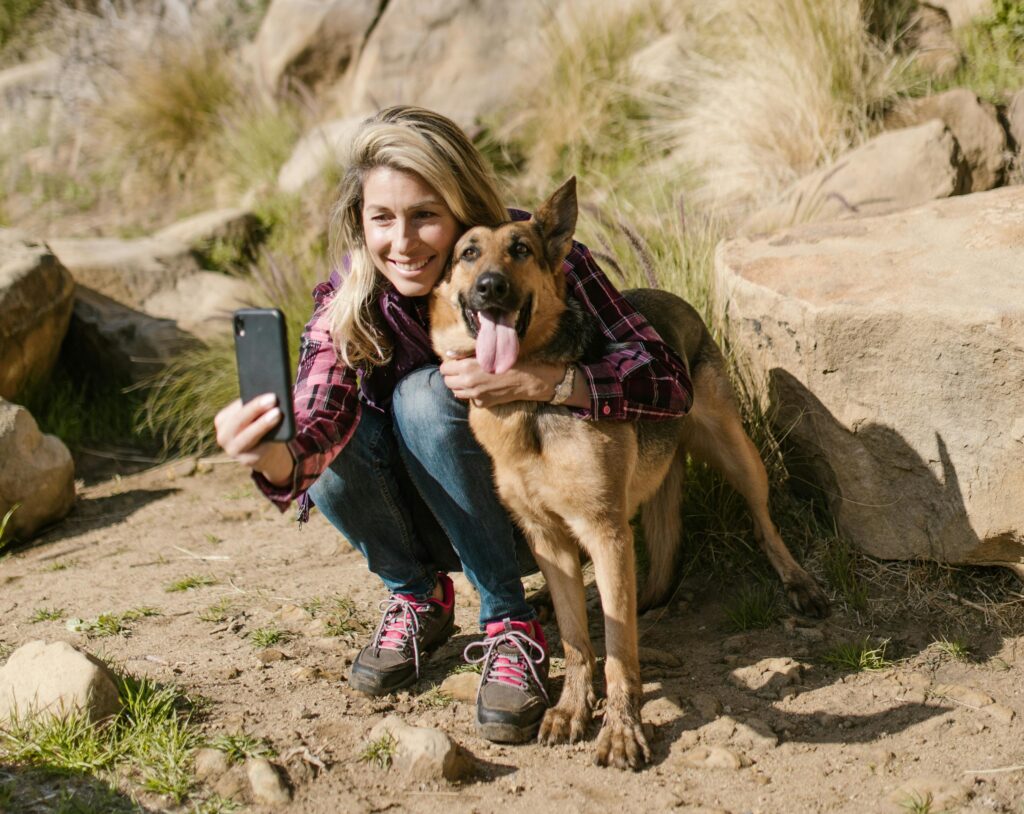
822,637,893,672
0,503,19,552
165,575,219,593
448,662,483,676
207,732,276,765
0,672,202,806
29,607,65,623
931,635,972,663
416,686,455,710
819,534,869,613
67,607,161,638
249,626,289,649
724,583,782,632
197,598,240,624
358,733,396,770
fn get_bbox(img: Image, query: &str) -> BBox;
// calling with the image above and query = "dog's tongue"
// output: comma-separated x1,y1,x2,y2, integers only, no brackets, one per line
476,310,519,375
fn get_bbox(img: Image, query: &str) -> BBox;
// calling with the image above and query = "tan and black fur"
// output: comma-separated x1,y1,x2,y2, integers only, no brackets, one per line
430,178,828,769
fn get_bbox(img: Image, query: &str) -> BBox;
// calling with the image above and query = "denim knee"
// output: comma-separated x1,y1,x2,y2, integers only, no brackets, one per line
392,366,463,446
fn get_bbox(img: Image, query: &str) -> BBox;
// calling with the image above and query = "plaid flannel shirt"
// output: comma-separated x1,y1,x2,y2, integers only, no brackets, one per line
254,229,694,516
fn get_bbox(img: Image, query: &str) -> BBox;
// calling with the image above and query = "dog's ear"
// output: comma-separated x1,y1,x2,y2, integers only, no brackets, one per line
534,176,578,269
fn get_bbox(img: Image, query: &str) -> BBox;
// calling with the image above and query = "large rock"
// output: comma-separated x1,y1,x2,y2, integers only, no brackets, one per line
47,235,201,309
741,121,968,235
0,640,119,724
928,0,993,29
143,271,253,342
0,230,75,400
0,400,75,540
66,287,200,385
338,0,546,129
887,89,1008,191
1008,89,1024,155
252,0,378,94
277,116,363,194
153,207,261,256
905,4,961,79
716,186,1024,567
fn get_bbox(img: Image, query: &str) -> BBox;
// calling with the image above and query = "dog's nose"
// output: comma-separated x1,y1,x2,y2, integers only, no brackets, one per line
474,272,510,301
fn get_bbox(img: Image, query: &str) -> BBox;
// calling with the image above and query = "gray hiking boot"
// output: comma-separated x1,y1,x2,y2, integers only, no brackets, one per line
466,618,549,743
348,573,455,696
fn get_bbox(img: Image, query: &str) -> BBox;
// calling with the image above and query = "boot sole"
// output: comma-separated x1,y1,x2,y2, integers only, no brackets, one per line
475,719,541,744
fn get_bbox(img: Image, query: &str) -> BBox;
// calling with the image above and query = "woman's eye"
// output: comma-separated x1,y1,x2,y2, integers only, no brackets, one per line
416,210,438,220
371,214,392,224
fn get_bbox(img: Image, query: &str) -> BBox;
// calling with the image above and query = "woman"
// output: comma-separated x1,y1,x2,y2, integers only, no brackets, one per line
214,106,693,744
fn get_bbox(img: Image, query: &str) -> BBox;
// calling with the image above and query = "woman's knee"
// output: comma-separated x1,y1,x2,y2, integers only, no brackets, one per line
392,365,464,439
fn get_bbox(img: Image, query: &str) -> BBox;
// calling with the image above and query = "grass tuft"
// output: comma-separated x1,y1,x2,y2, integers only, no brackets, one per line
822,637,893,672
249,626,290,649
198,598,240,624
67,607,161,638
166,574,219,593
417,686,455,710
931,636,972,663
207,732,276,765
724,583,782,632
29,607,65,623
359,733,397,770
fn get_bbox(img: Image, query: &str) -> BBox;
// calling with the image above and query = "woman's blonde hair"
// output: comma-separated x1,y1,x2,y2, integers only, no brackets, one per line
325,106,508,368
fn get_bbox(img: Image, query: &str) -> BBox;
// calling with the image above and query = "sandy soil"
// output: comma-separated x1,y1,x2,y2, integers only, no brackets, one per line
1,458,1023,813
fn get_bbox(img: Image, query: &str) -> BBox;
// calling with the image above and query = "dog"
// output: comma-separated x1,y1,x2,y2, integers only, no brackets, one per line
429,177,829,769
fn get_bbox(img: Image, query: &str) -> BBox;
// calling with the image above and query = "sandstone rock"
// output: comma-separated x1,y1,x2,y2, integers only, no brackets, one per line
0,641,120,723
0,230,75,400
153,207,260,256
252,0,377,94
47,235,201,309
213,764,248,801
1008,89,1024,155
369,715,473,781
142,271,253,342
679,745,749,770
887,89,1007,191
906,4,962,79
64,287,199,386
716,186,1024,566
339,0,546,130
438,671,478,704
245,757,292,805
729,658,803,695
277,116,364,194
194,747,231,782
0,401,75,540
741,121,968,235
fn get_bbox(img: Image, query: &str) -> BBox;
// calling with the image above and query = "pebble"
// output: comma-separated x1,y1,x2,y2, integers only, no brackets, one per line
369,715,474,781
246,758,292,805
217,666,241,680
193,747,230,782
257,649,289,664
276,604,311,624
439,671,479,703
679,745,750,770
638,646,682,667
164,458,198,480
690,692,723,720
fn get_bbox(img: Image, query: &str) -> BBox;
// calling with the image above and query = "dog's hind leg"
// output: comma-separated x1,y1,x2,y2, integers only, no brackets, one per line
569,514,650,770
637,450,686,612
523,519,597,746
686,367,830,618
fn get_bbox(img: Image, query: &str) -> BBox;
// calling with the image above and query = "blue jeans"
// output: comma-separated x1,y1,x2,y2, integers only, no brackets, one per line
308,365,536,627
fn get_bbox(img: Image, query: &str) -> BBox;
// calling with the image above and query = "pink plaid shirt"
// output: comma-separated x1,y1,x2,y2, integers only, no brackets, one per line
255,234,694,517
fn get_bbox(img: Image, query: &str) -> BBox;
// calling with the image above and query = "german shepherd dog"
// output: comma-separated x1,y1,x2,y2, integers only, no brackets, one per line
429,178,828,769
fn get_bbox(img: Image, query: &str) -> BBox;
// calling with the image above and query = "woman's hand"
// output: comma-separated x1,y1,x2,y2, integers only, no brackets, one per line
214,394,295,486
439,356,588,409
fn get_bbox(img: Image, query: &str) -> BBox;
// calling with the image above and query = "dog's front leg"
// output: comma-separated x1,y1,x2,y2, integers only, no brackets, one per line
574,517,650,770
522,518,596,746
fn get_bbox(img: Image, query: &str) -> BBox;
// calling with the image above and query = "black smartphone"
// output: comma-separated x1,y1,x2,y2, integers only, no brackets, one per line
232,308,296,443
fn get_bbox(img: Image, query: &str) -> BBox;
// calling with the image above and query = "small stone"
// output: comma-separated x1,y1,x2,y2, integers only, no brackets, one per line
638,646,682,667
289,666,323,682
984,704,1015,724
439,671,478,704
246,758,292,805
730,657,803,694
194,747,230,782
257,649,289,664
213,765,248,801
218,666,241,680
932,683,993,708
277,604,311,624
679,745,749,770
690,692,723,720
165,458,198,480
642,695,685,725
369,715,474,781
699,716,737,745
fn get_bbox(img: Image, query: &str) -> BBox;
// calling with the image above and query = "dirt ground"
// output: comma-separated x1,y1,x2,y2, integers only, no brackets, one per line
2,456,1023,814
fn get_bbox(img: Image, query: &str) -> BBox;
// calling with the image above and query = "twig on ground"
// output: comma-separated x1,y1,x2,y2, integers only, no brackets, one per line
172,545,230,561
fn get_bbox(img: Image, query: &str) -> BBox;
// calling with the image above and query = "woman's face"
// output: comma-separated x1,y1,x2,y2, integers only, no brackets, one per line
361,166,460,297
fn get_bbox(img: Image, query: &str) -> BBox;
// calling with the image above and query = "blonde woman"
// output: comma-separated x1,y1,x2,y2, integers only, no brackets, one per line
214,106,693,744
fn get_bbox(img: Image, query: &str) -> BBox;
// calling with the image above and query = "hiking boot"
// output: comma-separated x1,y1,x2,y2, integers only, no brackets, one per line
348,573,455,696
465,618,549,743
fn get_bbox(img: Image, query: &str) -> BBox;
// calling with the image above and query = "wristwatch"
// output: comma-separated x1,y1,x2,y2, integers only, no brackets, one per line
550,364,576,406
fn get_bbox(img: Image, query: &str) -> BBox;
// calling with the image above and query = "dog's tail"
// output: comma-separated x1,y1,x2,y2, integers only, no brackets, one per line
637,448,686,611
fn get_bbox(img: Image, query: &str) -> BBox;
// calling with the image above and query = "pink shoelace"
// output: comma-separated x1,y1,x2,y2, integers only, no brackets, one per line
463,620,549,702
369,594,432,677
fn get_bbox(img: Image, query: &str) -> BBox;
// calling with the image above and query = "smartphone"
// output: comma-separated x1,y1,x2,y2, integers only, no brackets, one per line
232,308,296,443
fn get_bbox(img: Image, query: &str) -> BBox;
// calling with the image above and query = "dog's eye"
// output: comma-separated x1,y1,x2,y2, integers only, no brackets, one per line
460,245,479,261
511,242,531,258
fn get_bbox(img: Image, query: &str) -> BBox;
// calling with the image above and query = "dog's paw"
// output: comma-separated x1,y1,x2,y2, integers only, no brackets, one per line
538,704,590,745
594,710,650,770
785,575,830,618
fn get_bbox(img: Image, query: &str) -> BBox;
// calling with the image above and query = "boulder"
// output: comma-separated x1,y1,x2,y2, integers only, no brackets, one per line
368,715,473,781
252,0,378,94
886,89,1008,191
47,235,201,309
277,116,363,194
0,230,75,400
153,207,261,257
0,640,120,723
741,121,968,235
716,185,1024,567
928,0,993,29
339,0,546,129
905,4,961,79
65,287,200,386
245,757,291,805
0,400,75,540
1008,89,1024,155
143,271,253,342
